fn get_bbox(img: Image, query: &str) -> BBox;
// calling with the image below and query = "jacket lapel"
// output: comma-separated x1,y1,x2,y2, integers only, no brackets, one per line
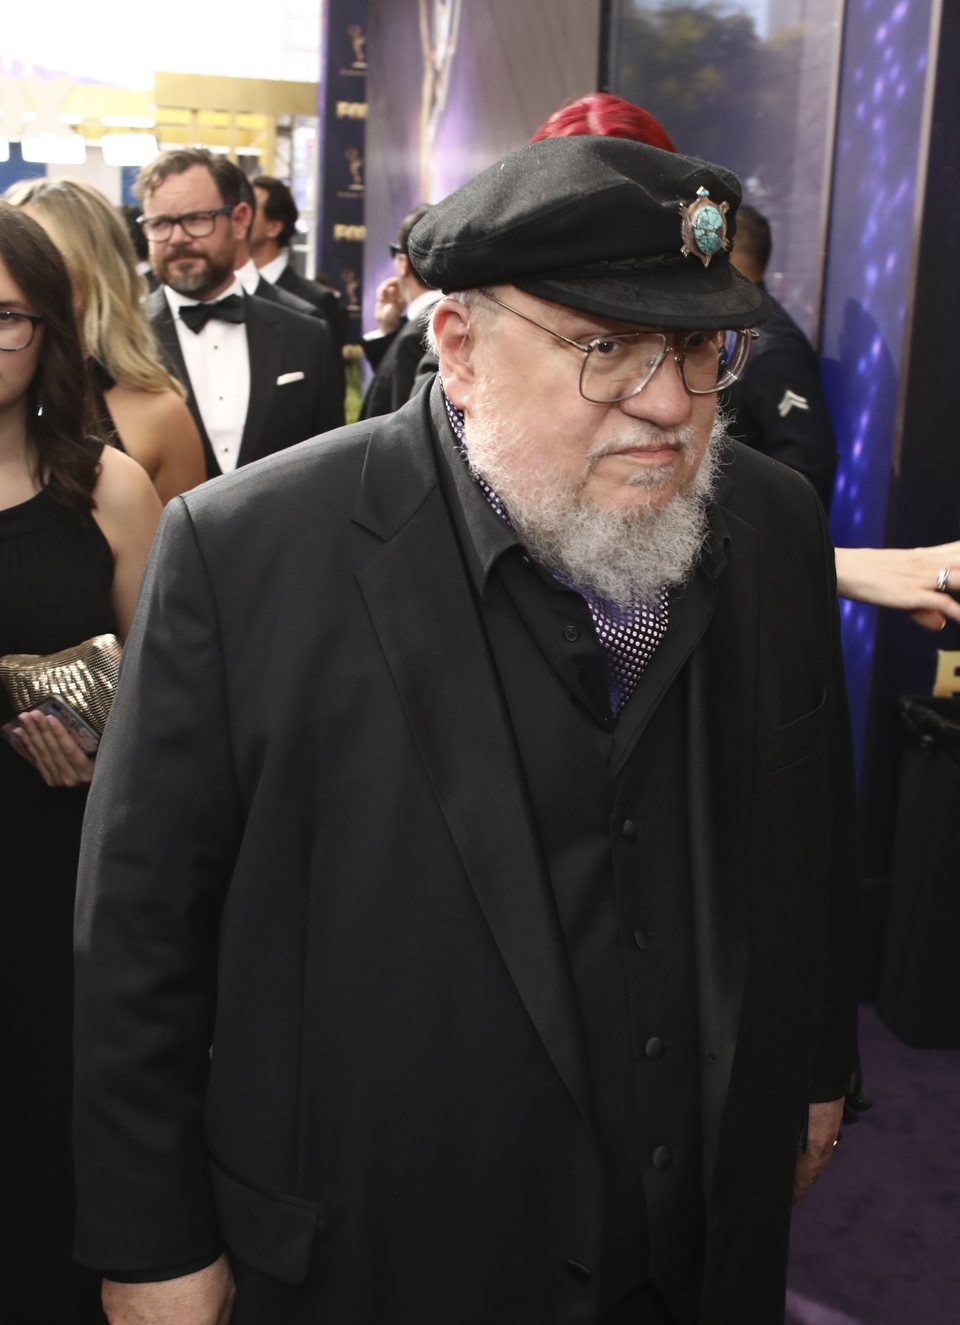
148,288,218,477
237,294,283,467
354,404,593,1129
686,500,758,1199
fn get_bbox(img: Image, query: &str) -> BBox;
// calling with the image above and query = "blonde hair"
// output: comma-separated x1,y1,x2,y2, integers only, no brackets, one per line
4,177,186,399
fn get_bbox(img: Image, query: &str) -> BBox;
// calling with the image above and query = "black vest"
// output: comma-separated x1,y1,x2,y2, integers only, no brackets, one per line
478,554,713,1321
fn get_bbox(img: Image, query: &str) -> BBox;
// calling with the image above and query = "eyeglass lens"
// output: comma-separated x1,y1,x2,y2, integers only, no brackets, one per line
580,329,750,403
142,211,222,242
0,311,38,351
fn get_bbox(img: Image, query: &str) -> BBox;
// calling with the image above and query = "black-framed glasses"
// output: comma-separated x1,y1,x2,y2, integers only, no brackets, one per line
138,205,235,242
479,289,757,403
388,242,403,258
0,309,43,352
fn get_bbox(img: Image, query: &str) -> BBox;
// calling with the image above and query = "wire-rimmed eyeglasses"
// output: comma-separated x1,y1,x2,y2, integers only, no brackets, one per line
0,309,43,352
479,289,757,404
138,205,235,242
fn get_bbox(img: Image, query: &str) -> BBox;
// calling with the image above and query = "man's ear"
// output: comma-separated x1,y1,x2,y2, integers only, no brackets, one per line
264,216,284,242
231,201,253,240
432,299,477,409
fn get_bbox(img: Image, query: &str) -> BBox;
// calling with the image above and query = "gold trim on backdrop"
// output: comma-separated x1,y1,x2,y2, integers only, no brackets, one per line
0,72,317,167
153,73,317,118
932,651,960,698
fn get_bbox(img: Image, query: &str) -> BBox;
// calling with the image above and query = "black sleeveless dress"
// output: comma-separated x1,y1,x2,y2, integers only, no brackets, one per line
0,486,114,1324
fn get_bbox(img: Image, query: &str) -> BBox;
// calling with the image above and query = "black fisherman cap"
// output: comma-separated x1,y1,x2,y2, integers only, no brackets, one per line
407,136,769,330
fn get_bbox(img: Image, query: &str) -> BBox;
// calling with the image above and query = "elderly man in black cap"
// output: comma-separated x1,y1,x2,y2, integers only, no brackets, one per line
74,137,858,1325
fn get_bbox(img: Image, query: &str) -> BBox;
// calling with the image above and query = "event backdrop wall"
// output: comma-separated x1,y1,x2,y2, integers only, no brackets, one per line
362,0,602,332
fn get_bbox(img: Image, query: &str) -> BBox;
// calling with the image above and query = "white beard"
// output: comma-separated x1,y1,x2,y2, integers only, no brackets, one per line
463,385,727,610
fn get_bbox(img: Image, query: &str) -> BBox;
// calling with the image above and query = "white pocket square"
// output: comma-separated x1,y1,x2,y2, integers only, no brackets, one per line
276,371,305,386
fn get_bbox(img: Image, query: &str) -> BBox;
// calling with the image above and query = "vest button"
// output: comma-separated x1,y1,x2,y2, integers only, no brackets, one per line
621,819,637,841
563,624,581,642
565,1259,592,1281
652,1146,672,1170
633,927,649,950
644,1036,666,1060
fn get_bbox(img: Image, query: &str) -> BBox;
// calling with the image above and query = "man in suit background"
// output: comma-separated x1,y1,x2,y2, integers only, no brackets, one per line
359,203,440,418
138,148,344,479
230,171,347,405
724,204,838,509
250,174,349,347
75,138,858,1325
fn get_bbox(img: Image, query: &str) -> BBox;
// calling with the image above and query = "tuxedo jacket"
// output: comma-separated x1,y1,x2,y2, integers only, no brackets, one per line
252,273,317,319
74,384,859,1325
252,275,347,407
274,263,349,347
360,305,438,419
147,286,344,478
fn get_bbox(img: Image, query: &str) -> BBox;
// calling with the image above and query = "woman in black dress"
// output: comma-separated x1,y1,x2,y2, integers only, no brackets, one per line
0,202,161,1323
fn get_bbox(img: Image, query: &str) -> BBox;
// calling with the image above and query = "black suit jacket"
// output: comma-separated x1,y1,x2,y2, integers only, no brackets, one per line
360,301,438,419
147,286,344,478
253,276,347,406
74,384,858,1324
274,264,349,347
252,273,316,319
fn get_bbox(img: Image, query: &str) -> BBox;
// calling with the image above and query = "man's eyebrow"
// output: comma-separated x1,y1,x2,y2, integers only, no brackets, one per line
145,209,210,220
0,300,30,311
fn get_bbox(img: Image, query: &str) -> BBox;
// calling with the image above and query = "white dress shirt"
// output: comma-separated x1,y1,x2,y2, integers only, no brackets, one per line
165,280,251,474
235,258,263,296
257,251,290,285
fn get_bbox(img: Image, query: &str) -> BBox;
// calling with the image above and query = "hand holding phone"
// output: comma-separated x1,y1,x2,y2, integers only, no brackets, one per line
2,697,99,787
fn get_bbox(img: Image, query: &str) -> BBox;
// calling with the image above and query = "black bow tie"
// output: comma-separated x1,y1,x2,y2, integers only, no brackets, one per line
179,294,246,334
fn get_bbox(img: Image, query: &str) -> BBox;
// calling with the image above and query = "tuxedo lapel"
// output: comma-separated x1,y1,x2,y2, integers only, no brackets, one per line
148,289,218,476
237,294,283,467
686,503,758,1198
354,417,593,1129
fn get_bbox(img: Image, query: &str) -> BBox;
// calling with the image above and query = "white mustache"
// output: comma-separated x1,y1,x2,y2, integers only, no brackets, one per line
586,429,690,463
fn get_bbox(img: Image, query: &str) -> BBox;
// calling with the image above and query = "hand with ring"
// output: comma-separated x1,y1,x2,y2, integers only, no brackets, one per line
834,541,960,632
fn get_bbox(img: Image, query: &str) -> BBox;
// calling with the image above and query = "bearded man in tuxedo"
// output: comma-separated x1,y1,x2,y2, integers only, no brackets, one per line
138,148,343,479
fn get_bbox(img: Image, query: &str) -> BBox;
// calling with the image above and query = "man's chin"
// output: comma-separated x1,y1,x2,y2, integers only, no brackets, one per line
162,261,220,297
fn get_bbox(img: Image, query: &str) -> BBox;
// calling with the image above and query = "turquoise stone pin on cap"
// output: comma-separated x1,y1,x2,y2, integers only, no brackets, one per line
679,187,730,268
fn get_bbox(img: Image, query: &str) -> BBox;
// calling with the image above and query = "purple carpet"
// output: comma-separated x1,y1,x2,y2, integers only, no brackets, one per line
785,1004,960,1323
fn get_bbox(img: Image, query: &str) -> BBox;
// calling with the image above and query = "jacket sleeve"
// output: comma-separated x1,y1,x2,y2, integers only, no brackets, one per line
808,493,861,1101
74,497,240,1276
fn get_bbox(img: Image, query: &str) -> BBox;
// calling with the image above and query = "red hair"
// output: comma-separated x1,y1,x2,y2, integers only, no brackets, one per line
530,93,677,153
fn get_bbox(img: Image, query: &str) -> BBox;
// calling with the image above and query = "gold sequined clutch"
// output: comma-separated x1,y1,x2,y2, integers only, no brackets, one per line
0,633,122,733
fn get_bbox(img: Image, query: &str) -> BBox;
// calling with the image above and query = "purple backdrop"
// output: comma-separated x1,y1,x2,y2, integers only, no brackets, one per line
363,0,602,333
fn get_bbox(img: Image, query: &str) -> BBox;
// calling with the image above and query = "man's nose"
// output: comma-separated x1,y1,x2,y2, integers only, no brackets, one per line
616,352,692,428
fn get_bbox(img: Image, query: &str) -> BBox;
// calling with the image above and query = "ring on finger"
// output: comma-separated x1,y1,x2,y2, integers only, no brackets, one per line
936,566,951,593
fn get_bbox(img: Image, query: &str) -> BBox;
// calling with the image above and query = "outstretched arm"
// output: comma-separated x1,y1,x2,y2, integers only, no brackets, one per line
835,542,960,631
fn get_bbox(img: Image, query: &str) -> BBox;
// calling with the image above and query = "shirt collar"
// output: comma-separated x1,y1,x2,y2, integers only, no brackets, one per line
431,386,519,598
234,258,260,296
257,250,290,285
406,288,441,322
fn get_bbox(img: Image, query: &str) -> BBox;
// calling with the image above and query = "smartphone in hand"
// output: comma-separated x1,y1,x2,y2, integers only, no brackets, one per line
1,696,101,759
